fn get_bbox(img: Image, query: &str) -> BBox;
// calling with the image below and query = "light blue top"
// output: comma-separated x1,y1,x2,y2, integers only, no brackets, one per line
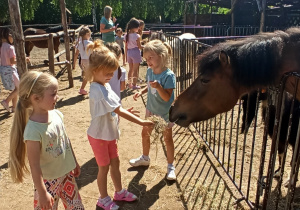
146,68,176,122
100,16,115,43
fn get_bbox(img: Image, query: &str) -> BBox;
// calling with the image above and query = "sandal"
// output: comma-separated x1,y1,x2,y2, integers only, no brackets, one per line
1,100,10,112
114,189,137,202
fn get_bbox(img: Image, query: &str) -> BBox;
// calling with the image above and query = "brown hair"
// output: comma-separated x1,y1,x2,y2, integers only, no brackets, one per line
125,18,140,43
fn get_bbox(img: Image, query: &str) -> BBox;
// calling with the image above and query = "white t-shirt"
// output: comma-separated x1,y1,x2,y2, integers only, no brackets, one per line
87,82,121,140
109,67,126,103
76,39,93,59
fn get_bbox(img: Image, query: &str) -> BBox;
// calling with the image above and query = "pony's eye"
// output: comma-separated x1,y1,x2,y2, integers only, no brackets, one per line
201,79,210,84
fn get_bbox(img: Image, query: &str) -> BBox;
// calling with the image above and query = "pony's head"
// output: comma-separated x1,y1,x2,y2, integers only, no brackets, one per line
169,50,241,127
169,29,297,127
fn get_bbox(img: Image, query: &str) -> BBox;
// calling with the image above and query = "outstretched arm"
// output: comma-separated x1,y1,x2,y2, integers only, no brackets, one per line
114,106,153,126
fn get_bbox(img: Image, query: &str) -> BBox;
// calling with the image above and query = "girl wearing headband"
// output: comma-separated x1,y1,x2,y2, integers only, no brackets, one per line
9,71,84,209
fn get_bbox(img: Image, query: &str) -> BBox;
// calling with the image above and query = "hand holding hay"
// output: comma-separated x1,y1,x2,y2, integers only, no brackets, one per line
146,115,168,161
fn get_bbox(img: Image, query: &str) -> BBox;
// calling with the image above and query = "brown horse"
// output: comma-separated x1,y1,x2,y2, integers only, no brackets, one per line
24,26,63,61
169,27,300,127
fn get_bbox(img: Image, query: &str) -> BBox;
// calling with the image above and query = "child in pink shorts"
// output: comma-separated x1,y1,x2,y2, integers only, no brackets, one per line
85,40,153,210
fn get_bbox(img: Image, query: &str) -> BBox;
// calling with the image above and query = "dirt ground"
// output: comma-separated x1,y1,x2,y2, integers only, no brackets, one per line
2,44,294,210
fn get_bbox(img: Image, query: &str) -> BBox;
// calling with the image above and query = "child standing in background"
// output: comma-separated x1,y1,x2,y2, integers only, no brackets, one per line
73,26,93,95
125,18,142,90
105,42,127,103
0,27,19,113
85,40,153,210
115,28,126,66
130,40,177,180
9,71,84,209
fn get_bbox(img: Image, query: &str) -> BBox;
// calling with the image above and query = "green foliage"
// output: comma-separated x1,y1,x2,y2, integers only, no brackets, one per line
0,0,227,26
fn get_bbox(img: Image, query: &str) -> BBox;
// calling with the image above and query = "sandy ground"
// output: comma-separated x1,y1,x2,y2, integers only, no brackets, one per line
2,44,294,210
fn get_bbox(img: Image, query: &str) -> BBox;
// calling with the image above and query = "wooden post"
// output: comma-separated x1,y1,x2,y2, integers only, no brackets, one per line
231,0,235,36
8,0,27,77
59,0,73,87
48,33,55,75
260,0,266,32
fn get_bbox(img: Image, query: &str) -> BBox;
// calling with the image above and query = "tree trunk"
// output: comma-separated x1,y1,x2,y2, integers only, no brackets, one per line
59,0,73,87
8,0,27,77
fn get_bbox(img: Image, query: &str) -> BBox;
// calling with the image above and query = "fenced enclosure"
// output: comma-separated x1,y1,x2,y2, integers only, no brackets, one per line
153,31,300,209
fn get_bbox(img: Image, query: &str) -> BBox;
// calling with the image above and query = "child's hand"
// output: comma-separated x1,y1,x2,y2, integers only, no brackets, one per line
39,191,54,210
26,57,30,62
142,119,154,127
127,107,140,117
149,80,161,89
73,162,81,177
133,91,142,101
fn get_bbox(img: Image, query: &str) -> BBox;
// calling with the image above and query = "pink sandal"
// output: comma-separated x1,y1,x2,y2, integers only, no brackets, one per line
114,189,137,202
1,100,10,112
97,196,119,210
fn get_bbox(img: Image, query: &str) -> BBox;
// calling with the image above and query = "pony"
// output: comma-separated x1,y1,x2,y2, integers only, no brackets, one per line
23,25,63,61
169,27,300,127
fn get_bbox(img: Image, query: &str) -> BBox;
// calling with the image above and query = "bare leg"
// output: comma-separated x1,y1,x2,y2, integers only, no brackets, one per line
97,165,109,199
80,78,88,90
5,87,18,107
110,157,122,192
128,63,133,86
164,128,175,164
122,53,126,66
132,63,140,86
141,125,154,156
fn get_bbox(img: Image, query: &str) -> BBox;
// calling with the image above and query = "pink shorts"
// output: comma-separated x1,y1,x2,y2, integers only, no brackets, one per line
127,47,142,64
88,135,119,166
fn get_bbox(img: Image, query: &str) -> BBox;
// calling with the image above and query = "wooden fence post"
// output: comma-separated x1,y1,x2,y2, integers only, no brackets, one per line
8,0,27,77
48,33,55,75
60,0,73,87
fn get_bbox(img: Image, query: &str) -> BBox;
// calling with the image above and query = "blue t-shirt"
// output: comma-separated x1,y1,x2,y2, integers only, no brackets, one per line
146,68,176,122
100,16,115,43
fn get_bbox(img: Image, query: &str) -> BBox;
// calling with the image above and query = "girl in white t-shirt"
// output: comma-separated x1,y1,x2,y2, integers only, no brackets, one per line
9,71,84,209
85,40,153,210
124,18,143,90
73,26,93,95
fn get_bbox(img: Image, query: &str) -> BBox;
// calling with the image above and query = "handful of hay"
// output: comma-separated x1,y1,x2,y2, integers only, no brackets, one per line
147,115,168,161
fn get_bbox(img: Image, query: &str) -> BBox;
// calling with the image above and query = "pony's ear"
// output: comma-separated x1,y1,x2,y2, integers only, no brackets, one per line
219,51,230,66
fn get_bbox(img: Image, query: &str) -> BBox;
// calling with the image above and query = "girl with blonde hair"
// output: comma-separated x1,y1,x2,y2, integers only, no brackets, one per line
130,40,177,180
100,5,117,43
9,71,84,209
73,25,93,95
85,39,153,210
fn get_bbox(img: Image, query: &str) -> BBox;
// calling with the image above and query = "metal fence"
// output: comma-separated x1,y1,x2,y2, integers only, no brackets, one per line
154,31,300,209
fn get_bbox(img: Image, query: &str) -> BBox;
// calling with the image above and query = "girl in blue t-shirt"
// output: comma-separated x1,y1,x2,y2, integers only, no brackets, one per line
130,39,177,181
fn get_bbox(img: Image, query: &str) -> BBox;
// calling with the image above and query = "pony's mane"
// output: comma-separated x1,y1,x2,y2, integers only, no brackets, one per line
198,27,300,88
